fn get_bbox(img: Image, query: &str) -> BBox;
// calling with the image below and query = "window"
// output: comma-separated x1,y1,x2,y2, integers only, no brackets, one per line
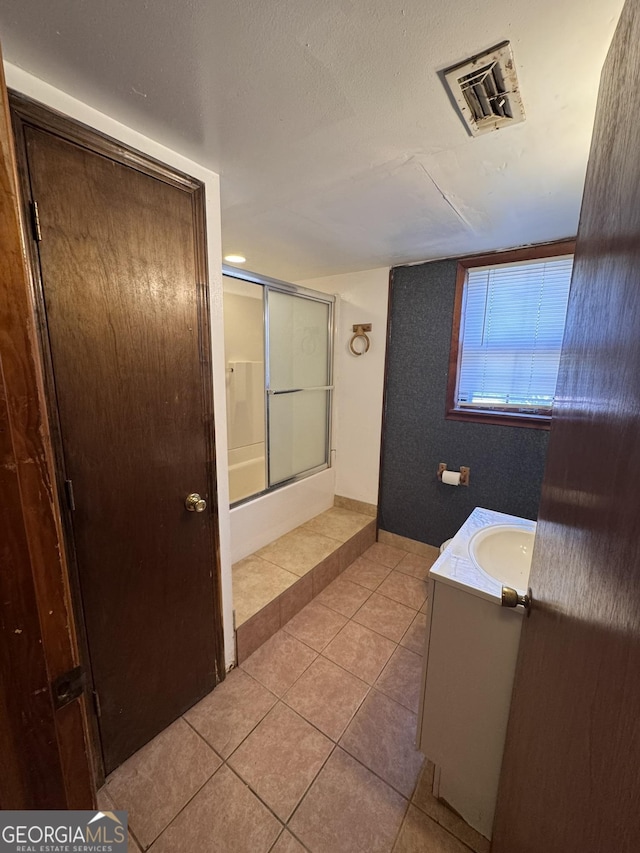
447,242,575,428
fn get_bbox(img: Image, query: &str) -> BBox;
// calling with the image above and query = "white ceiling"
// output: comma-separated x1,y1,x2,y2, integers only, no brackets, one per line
0,0,623,280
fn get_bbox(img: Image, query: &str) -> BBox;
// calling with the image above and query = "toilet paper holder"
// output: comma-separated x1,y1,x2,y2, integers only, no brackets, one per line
438,463,470,486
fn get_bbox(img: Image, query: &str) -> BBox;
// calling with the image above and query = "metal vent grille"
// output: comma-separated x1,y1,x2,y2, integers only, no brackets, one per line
443,42,524,136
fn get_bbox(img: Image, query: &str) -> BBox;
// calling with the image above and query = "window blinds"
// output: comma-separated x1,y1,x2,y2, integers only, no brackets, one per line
457,256,573,413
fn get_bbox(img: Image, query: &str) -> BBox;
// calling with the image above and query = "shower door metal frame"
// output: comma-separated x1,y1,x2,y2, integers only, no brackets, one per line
222,265,335,507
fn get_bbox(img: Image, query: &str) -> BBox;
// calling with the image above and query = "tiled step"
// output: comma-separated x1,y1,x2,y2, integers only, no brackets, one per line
234,508,376,662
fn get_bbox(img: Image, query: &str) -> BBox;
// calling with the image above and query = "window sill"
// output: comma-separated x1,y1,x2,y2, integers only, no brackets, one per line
446,407,551,430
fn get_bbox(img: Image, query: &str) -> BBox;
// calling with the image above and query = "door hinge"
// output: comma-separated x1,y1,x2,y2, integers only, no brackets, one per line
64,479,76,511
92,689,102,718
30,200,42,242
51,665,86,710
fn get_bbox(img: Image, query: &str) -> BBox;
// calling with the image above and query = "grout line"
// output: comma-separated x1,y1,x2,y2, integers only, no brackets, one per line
408,798,484,853
239,637,320,697
333,738,417,805
181,714,226,763
182,678,278,777
127,825,144,852
139,759,224,850
266,825,311,853
223,762,289,829
314,654,377,691
280,675,374,744
224,721,337,833
246,552,314,579
390,793,413,852
100,787,145,853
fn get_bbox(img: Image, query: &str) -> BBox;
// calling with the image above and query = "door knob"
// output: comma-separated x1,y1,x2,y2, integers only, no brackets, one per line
185,493,207,513
501,586,531,611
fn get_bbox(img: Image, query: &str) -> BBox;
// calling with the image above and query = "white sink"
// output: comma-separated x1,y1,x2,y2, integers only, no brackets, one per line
468,524,535,590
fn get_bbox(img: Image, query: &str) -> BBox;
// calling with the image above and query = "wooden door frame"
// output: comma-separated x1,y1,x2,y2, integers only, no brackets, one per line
7,91,225,784
0,51,95,809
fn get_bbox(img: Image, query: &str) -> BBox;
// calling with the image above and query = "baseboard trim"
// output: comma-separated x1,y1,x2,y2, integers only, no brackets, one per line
334,495,377,518
377,529,440,560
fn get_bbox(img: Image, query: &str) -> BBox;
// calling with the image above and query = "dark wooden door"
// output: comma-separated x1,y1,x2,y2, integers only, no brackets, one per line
0,55,93,810
492,2,640,850
13,109,224,774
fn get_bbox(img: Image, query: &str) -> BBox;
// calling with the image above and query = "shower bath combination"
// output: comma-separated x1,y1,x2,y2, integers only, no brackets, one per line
222,267,335,505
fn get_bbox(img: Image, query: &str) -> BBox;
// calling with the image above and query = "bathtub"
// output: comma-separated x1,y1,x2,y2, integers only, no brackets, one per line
228,442,266,504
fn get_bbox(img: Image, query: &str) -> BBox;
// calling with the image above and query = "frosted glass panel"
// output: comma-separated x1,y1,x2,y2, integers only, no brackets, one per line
268,391,329,485
222,276,266,503
268,291,330,389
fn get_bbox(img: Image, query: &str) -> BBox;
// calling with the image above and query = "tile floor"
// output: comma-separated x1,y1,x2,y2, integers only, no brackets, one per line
233,507,374,626
100,542,490,853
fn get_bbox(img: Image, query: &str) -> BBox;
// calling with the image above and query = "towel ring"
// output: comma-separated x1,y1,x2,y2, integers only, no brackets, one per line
349,324,372,356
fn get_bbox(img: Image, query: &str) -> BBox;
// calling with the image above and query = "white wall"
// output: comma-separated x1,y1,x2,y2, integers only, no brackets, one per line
299,267,390,506
5,64,235,668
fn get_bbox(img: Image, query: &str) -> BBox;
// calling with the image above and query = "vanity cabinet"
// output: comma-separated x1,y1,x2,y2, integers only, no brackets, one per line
417,507,533,840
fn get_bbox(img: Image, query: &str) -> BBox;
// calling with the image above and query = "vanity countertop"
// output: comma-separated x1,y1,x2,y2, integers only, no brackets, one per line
429,507,536,604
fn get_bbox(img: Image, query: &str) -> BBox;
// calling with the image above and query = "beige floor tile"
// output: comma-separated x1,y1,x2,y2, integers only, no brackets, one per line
342,556,393,590
282,601,348,651
395,552,437,580
233,555,299,625
184,668,277,758
148,765,281,853
352,592,416,642
105,717,220,848
272,830,308,853
323,621,396,684
315,576,372,617
241,630,317,697
289,747,407,853
377,571,428,611
375,646,423,713
394,805,473,853
302,507,371,542
362,542,407,568
96,786,141,852
340,689,423,798
412,765,490,853
400,612,427,656
228,703,333,821
257,528,339,576
283,656,370,741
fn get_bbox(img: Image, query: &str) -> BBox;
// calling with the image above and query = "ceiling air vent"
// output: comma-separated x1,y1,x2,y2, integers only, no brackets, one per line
443,41,524,137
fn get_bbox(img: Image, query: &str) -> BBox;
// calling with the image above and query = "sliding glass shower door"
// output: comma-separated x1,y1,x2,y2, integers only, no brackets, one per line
223,266,334,504
267,290,333,486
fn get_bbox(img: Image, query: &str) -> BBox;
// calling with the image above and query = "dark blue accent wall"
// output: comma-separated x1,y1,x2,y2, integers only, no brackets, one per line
378,259,549,547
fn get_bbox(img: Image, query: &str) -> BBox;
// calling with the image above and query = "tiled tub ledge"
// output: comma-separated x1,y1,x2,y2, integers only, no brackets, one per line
234,508,376,662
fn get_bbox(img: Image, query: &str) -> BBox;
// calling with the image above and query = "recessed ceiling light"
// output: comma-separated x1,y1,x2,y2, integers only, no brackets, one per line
224,254,246,263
